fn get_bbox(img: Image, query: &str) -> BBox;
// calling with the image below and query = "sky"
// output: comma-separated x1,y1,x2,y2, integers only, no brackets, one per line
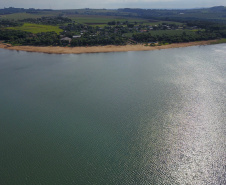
1,0,226,9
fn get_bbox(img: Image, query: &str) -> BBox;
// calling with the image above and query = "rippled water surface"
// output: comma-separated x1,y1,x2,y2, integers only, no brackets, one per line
0,45,225,184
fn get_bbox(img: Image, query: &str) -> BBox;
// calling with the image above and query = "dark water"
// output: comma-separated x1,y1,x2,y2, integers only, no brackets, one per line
0,45,225,185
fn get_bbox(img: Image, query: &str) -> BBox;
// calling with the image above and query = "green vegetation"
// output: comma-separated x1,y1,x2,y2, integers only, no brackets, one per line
133,31,218,44
145,30,192,36
7,23,63,34
0,30,60,46
145,21,183,26
0,7,226,47
118,6,226,24
1,6,226,23
211,38,226,44
68,15,148,27
0,12,58,20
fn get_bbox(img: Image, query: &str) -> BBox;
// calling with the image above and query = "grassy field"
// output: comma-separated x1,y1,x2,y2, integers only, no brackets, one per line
62,8,137,17
146,20,183,26
0,12,59,20
7,23,63,34
0,11,183,28
0,11,183,31
67,15,183,28
68,15,147,25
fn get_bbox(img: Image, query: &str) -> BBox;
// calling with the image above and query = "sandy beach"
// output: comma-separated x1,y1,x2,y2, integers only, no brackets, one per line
0,40,217,54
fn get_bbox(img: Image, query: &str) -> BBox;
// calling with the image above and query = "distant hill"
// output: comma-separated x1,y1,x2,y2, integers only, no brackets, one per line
118,6,226,23
1,6,226,24
0,7,52,15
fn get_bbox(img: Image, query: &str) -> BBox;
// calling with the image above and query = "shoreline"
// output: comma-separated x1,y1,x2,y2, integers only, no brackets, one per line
0,40,219,54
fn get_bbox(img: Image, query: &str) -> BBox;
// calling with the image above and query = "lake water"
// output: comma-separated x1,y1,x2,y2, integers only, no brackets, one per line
0,45,225,185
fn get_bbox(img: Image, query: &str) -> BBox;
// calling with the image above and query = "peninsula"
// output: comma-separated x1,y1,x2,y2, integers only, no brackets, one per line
0,7,226,54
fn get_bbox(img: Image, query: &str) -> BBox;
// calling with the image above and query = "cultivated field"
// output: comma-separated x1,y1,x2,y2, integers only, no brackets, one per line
0,9,183,28
67,15,183,27
0,12,59,20
7,23,63,34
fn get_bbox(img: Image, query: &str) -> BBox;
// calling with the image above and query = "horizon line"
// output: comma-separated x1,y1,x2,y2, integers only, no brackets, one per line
1,5,225,11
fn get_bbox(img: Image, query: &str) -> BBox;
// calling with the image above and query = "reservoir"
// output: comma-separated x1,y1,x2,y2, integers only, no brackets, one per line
0,44,225,184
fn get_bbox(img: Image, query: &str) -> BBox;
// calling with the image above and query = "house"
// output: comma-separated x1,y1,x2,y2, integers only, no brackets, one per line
73,35,81,39
60,37,72,43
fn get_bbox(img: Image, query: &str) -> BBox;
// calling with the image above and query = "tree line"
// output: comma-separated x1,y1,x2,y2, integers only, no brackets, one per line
132,31,220,44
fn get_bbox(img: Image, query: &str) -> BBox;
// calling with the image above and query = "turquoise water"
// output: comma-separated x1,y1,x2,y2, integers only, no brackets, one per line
0,45,225,184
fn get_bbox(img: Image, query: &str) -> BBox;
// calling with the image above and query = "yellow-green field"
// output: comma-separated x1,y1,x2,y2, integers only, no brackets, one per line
7,23,63,34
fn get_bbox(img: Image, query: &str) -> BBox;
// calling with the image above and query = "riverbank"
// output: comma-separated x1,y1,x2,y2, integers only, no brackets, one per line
0,40,220,54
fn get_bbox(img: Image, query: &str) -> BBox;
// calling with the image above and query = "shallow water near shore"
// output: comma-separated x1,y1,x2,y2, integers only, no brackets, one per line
0,44,225,184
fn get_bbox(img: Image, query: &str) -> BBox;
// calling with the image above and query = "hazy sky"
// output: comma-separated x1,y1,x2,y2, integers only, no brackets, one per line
1,0,226,9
